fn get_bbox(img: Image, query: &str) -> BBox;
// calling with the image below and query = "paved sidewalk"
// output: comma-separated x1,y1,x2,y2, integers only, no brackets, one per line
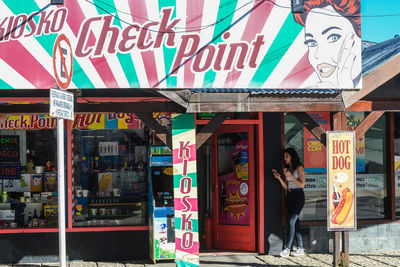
5,252,400,266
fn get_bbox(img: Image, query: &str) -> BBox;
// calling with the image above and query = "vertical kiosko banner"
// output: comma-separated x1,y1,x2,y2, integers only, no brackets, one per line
327,131,356,231
172,114,199,267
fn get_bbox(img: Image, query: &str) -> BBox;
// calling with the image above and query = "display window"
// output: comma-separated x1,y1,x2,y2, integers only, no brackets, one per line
0,128,58,229
284,113,388,221
72,129,150,227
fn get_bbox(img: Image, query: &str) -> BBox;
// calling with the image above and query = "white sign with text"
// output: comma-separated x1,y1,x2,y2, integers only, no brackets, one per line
50,89,74,121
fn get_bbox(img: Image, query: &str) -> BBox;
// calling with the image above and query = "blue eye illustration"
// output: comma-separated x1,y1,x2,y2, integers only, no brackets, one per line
304,39,317,47
328,34,341,43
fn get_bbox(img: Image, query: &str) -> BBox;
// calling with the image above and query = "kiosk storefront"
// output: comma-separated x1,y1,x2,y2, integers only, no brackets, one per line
0,0,381,263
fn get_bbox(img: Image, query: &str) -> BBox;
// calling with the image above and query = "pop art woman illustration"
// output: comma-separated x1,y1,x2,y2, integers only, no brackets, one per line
293,0,361,89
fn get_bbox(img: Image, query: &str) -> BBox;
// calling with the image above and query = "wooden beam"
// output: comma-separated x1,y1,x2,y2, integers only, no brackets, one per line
342,53,400,108
346,101,373,111
135,113,172,148
291,112,326,146
155,90,190,109
187,101,344,113
196,113,230,150
333,112,347,131
0,102,186,114
354,111,385,138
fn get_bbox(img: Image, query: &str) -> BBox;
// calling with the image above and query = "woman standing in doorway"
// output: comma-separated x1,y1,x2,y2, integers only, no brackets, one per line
272,148,306,257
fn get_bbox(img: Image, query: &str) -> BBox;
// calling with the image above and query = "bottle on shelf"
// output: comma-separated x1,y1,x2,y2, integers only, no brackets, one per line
28,212,33,228
82,156,89,173
33,209,39,227
89,157,94,171
39,210,45,227
94,156,99,171
2,190,7,203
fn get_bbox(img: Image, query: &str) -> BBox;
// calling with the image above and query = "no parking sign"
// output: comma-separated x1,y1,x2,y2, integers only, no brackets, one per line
52,34,73,90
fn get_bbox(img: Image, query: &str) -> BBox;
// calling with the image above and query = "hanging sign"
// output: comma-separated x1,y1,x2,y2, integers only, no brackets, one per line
0,162,21,180
50,89,74,121
327,131,356,231
0,135,20,162
172,114,199,267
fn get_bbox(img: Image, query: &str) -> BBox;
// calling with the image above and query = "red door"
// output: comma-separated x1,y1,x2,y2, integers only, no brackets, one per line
212,125,255,251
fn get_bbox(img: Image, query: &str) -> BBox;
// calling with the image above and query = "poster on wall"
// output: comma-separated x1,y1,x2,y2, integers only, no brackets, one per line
218,172,250,225
303,113,330,173
3,174,30,192
0,0,361,90
346,112,365,172
218,140,250,225
327,131,356,231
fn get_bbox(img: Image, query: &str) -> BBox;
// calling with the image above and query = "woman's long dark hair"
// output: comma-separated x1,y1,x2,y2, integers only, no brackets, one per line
284,147,303,171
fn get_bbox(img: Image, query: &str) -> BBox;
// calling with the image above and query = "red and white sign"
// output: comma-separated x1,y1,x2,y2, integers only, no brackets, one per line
52,34,73,90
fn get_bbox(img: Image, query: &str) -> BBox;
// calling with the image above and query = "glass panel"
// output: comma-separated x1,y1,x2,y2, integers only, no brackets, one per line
284,114,326,221
72,129,149,227
0,129,58,229
217,132,250,226
284,113,388,221
395,113,400,218
356,114,386,219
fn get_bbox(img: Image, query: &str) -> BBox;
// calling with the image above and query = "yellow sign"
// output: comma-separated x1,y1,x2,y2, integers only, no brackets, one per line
327,131,356,231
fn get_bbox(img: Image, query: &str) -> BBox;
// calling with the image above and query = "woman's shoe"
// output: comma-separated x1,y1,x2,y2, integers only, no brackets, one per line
279,248,290,257
292,248,305,256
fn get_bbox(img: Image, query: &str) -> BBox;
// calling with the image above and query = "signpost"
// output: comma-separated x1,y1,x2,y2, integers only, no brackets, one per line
50,88,73,267
51,33,74,267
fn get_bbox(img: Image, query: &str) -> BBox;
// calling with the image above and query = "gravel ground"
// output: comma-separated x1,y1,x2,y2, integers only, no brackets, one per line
6,252,400,266
257,252,400,266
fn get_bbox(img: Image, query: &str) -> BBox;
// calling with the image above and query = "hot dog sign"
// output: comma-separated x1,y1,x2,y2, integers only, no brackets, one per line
327,131,356,231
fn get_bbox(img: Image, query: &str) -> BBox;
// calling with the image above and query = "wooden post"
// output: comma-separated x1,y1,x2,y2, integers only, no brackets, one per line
341,231,350,266
332,112,349,267
333,231,341,267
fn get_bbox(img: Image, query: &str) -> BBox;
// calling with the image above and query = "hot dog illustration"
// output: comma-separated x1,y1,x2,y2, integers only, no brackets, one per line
331,187,353,225
225,197,248,214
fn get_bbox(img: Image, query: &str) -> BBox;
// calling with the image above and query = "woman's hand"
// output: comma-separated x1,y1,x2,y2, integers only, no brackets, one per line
284,169,294,181
272,169,287,190
337,32,357,89
272,169,281,180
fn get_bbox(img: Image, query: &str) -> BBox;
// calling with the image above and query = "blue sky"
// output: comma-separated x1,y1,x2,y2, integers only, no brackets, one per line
362,0,400,42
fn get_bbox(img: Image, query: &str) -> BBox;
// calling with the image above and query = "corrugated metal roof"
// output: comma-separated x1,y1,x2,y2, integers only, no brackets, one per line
362,36,400,76
190,88,341,97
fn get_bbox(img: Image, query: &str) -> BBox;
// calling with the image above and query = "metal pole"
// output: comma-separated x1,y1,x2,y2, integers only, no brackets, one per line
57,118,67,267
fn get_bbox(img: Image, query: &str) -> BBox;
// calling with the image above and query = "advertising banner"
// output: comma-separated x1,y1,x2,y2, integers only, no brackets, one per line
172,113,199,267
0,0,361,90
303,112,330,173
0,113,144,130
218,140,250,225
327,131,356,231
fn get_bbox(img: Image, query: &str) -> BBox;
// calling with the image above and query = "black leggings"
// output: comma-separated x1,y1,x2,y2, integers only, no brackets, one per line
286,189,305,249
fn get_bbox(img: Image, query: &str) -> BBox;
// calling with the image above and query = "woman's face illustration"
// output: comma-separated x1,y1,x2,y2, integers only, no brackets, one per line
304,5,361,87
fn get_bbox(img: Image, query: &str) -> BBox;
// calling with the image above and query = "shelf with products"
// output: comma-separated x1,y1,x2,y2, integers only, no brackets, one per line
88,214,140,219
88,202,142,207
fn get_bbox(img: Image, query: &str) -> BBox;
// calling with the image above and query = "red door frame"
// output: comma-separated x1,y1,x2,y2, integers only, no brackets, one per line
212,124,255,251
195,113,264,253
